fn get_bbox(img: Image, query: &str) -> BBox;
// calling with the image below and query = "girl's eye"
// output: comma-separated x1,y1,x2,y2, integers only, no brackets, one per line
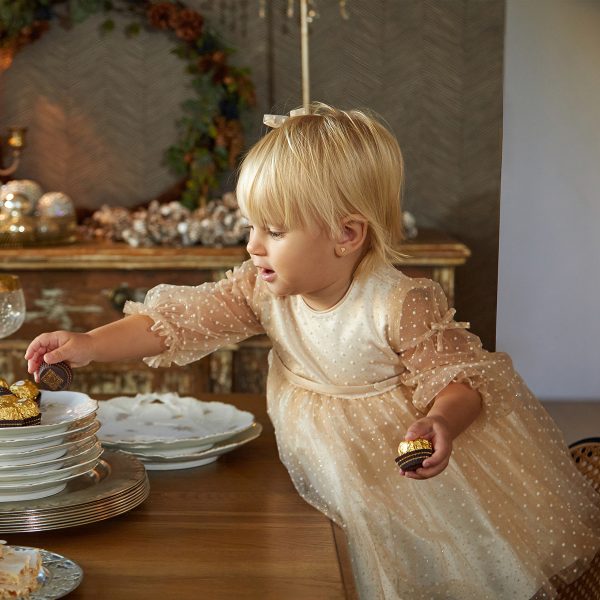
268,230,285,239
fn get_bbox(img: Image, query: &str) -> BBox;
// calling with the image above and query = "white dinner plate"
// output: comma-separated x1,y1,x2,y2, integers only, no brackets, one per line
101,439,214,457
0,415,98,452
0,457,100,502
0,444,103,485
0,436,99,474
121,422,263,470
0,391,97,439
98,393,255,450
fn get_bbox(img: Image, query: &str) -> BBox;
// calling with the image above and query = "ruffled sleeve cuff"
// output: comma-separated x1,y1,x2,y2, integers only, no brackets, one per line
121,260,264,368
123,300,179,368
401,352,524,423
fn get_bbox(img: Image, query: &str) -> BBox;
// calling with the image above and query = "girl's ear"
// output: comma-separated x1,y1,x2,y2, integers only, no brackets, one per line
335,214,368,256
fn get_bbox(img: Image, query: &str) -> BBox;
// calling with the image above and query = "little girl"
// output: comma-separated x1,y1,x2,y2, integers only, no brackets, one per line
26,104,599,599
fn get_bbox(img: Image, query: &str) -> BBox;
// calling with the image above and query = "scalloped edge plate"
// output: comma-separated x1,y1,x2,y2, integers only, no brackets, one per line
98,393,254,448
0,435,98,473
0,443,103,483
0,417,98,451
0,391,97,440
120,422,263,470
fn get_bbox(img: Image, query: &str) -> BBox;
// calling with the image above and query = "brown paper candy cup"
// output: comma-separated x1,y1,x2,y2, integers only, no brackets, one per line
38,361,73,391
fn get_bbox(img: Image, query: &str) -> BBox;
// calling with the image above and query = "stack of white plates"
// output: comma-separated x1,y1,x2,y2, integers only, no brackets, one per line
0,391,101,501
97,393,262,470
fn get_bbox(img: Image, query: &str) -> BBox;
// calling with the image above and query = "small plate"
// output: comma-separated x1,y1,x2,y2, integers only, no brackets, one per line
102,439,214,457
11,546,83,599
124,422,263,470
0,417,98,451
97,393,254,449
0,391,97,440
0,455,102,502
0,435,98,473
0,443,103,483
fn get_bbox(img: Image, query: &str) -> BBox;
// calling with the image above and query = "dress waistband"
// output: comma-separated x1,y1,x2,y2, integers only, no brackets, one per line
271,352,404,398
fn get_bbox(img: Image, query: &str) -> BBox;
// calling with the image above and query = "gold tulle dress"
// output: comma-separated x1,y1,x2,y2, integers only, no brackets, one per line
124,260,600,600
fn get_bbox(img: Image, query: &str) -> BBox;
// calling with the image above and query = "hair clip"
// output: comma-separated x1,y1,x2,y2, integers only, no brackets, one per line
263,107,309,129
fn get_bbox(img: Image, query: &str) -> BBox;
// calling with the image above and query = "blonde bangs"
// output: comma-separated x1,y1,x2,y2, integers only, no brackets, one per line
236,127,329,233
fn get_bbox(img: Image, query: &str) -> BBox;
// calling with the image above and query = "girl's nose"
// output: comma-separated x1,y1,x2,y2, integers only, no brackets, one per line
246,229,265,256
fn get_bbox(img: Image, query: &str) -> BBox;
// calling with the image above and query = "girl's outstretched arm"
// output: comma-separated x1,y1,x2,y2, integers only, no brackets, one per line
401,382,482,480
25,315,167,378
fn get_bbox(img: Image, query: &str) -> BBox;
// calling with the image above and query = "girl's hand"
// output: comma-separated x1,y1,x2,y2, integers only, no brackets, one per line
24,331,95,381
399,416,453,480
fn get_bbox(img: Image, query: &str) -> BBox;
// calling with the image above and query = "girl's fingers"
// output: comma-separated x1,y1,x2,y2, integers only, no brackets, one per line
27,349,46,376
24,338,46,361
415,461,448,478
422,441,451,469
402,459,449,480
404,423,433,441
43,347,66,365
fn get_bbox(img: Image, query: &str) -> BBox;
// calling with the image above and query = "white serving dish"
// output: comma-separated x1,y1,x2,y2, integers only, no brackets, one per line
0,390,97,439
104,440,213,457
120,422,263,471
0,435,98,474
0,418,99,454
0,419,100,466
0,444,103,485
98,393,255,451
0,458,102,502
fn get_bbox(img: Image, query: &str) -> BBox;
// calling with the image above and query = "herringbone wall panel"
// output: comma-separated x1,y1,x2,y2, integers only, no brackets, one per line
0,0,504,348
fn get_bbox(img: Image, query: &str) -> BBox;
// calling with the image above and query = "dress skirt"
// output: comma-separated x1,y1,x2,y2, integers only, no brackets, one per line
266,353,600,600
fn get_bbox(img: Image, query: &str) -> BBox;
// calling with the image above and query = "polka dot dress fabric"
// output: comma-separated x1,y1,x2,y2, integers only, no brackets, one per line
124,260,600,600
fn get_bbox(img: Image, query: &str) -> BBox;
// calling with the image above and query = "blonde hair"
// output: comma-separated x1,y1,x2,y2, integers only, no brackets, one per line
236,102,405,273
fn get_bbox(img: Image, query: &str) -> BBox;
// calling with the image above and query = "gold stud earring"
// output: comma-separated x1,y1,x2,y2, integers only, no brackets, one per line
337,247,346,257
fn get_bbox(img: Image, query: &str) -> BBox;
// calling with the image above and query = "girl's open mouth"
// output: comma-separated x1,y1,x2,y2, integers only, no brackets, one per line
259,267,276,282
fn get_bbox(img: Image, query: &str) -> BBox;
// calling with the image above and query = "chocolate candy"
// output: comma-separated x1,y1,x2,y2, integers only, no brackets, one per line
0,395,41,427
38,361,73,391
395,438,434,471
10,380,40,404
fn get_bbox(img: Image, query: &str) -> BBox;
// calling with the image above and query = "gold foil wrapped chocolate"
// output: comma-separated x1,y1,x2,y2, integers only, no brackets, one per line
0,395,41,426
395,438,434,471
9,379,39,402
397,438,433,455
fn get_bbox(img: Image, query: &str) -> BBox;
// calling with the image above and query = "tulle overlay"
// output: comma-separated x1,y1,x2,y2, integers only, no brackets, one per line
125,260,600,600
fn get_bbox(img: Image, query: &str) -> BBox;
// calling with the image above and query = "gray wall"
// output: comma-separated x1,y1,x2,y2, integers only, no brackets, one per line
497,0,600,400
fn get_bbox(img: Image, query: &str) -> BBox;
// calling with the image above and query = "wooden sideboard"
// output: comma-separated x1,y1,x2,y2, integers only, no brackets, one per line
0,229,469,396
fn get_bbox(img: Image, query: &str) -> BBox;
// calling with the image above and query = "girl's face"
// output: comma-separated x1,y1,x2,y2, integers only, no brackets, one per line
246,221,351,311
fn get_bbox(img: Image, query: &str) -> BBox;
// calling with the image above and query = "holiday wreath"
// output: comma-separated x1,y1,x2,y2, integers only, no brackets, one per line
0,0,256,210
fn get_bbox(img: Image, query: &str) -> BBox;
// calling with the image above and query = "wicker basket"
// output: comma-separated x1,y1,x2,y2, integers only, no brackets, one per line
570,438,600,494
550,438,600,599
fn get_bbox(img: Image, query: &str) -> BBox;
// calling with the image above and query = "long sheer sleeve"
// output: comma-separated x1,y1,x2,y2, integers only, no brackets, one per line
123,260,264,367
390,279,523,421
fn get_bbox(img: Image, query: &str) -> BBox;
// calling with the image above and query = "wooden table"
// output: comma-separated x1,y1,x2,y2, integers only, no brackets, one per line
7,394,356,599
